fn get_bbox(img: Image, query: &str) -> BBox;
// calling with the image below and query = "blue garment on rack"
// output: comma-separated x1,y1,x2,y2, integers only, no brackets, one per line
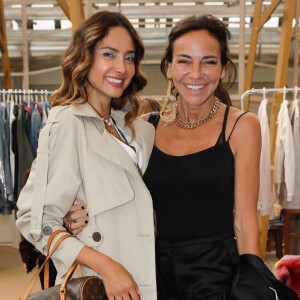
0,105,12,215
0,104,13,197
30,102,42,158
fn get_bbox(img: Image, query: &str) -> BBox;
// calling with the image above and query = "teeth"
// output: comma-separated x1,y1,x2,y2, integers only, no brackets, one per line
106,77,123,83
186,84,204,90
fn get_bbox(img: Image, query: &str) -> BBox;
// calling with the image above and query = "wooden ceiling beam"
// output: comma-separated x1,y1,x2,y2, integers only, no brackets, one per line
56,0,70,20
257,0,281,31
56,0,84,33
69,0,85,33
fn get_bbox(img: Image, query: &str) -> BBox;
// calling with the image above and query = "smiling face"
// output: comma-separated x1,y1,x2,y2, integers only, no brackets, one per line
87,26,136,103
168,30,225,107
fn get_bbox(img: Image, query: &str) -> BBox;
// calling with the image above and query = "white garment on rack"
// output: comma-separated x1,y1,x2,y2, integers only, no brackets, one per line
285,100,300,209
9,100,15,201
257,99,273,216
274,100,295,203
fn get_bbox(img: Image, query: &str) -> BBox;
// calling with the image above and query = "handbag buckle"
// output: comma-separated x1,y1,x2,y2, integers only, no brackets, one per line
29,232,42,242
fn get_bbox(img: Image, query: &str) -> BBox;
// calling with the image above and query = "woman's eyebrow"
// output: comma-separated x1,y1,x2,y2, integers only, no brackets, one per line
202,55,218,59
100,46,118,52
176,54,219,60
176,54,191,59
100,47,135,54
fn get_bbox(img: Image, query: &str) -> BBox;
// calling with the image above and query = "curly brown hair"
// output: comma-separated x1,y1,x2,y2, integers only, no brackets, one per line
50,11,147,136
160,14,236,107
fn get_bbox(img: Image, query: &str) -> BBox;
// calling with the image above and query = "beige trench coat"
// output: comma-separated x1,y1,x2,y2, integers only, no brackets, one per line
16,101,157,299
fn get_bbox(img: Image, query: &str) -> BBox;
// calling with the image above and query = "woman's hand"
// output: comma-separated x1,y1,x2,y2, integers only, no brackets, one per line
101,257,142,300
63,204,89,235
76,246,141,300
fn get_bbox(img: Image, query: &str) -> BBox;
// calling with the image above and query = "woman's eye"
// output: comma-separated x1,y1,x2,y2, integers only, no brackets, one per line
125,56,135,62
177,60,188,64
103,52,116,58
204,60,217,65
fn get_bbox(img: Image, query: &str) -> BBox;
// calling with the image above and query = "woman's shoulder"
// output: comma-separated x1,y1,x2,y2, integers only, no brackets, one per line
228,106,259,128
45,105,77,136
46,105,78,129
228,107,261,142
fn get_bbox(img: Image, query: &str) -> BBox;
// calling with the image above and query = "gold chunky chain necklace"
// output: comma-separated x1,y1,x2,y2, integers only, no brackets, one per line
174,97,220,129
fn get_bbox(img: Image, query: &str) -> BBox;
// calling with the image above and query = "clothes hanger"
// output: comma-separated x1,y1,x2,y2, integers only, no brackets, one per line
294,86,298,102
283,86,287,103
41,90,45,103
1,89,5,104
263,87,266,100
35,89,39,103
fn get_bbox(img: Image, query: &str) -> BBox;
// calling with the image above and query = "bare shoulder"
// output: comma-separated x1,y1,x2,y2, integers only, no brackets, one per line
227,107,261,155
228,106,260,135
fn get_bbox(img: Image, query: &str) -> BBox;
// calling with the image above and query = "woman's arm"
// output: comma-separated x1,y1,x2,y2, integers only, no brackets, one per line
231,112,263,259
76,247,141,300
17,109,85,273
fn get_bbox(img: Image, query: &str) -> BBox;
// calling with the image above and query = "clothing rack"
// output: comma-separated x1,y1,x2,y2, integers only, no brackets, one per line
240,86,300,258
241,87,300,111
0,89,55,104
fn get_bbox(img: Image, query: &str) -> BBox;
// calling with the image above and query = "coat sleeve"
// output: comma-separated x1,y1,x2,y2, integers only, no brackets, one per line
16,106,85,279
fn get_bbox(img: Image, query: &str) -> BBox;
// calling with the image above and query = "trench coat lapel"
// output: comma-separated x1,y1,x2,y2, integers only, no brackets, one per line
96,129,142,178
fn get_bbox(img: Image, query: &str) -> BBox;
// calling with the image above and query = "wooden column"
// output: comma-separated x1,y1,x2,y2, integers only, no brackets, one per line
21,0,29,90
270,0,296,161
293,0,300,87
238,0,246,95
244,0,281,110
0,0,12,89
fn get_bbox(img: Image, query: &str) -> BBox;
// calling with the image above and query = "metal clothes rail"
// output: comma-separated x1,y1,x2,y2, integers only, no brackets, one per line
241,87,300,111
0,89,55,104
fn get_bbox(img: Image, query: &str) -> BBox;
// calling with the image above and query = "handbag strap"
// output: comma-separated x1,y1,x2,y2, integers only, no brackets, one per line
22,231,74,300
59,262,78,300
44,229,66,289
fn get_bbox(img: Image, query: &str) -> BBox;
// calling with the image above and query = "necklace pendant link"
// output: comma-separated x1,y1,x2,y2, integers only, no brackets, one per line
174,97,220,129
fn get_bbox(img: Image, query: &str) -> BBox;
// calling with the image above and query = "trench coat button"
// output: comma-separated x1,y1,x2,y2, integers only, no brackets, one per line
43,226,53,236
92,232,101,242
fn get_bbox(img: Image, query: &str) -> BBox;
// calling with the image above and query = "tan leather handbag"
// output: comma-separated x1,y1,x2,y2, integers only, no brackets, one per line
21,230,108,300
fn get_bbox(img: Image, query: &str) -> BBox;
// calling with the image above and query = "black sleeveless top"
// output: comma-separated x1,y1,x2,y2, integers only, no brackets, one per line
143,106,247,241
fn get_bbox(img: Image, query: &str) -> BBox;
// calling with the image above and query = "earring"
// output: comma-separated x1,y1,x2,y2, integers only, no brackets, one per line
160,75,176,123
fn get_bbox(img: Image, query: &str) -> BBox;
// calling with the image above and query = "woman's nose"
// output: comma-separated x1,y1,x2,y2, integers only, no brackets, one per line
190,64,203,79
115,58,126,74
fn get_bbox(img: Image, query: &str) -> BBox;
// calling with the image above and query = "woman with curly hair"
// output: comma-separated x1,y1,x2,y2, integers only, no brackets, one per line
16,11,156,300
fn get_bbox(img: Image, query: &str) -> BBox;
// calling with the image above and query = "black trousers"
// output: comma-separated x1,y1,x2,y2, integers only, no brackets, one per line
38,259,57,289
156,236,239,300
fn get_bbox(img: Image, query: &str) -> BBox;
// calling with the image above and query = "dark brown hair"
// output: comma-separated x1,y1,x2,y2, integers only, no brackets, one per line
160,14,236,106
138,97,162,116
50,11,147,136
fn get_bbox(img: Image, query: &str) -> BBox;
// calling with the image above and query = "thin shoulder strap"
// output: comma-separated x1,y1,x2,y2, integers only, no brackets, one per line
228,111,248,141
148,112,160,129
220,106,230,142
